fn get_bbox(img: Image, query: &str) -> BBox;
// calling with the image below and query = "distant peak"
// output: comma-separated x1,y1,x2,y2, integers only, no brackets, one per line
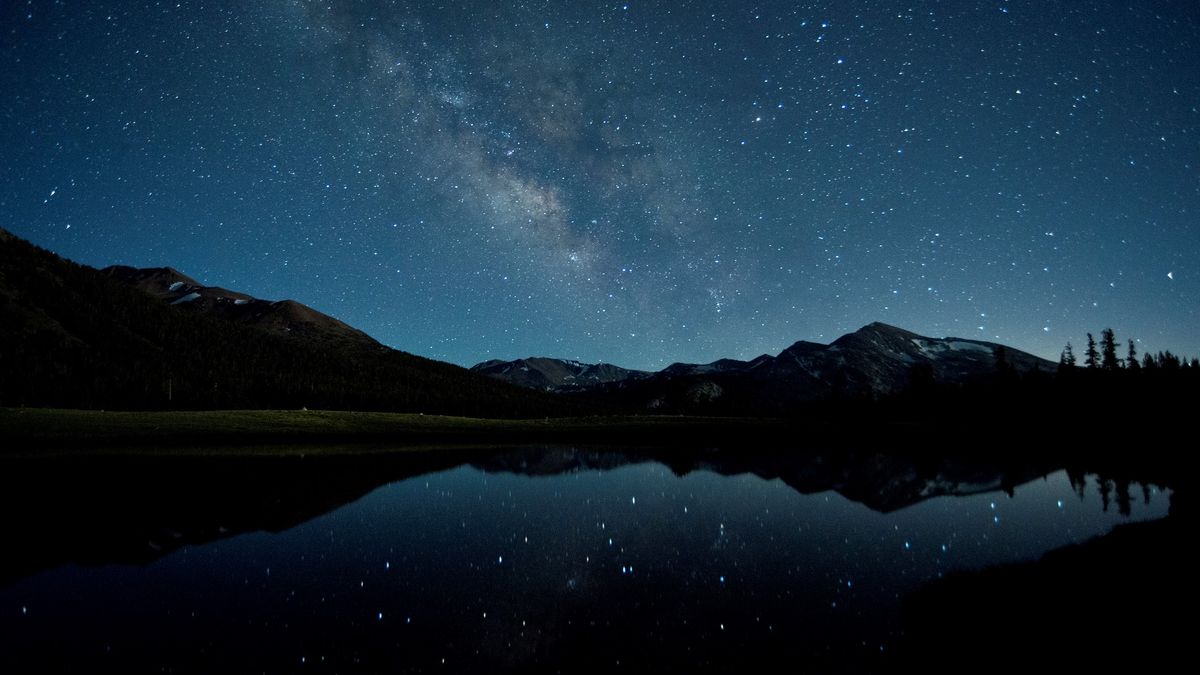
102,265,201,289
861,321,909,334
851,322,927,341
782,339,827,352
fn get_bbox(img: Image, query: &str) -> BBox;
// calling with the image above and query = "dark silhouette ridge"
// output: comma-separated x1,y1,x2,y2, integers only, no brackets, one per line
6,228,1196,424
475,322,1057,413
471,357,653,391
101,264,380,348
0,228,573,416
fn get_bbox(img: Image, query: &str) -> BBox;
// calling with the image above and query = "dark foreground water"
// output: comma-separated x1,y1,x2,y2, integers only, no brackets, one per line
0,448,1172,673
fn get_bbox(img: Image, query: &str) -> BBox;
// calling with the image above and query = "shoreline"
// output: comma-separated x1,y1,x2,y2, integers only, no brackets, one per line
0,407,799,454
1,408,1191,486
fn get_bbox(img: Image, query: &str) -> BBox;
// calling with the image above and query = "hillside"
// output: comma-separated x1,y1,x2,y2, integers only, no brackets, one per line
0,229,568,416
102,265,379,349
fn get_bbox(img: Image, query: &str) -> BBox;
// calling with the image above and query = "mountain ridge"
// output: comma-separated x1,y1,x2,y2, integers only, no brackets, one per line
473,321,1056,413
2,227,1056,417
0,228,568,416
102,264,379,349
470,357,653,391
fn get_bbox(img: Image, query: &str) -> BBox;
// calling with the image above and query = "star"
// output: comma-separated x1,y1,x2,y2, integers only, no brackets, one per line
0,0,1195,368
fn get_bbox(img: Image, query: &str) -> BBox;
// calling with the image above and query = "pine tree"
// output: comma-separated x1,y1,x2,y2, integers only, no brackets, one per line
1100,328,1119,370
1126,340,1140,372
1160,351,1180,371
1059,342,1076,372
1084,333,1099,369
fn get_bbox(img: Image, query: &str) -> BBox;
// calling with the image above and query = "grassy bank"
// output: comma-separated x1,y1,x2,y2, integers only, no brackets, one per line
0,407,796,454
2,408,1192,486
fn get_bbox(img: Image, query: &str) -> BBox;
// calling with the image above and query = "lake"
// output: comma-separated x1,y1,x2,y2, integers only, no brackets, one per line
0,447,1173,673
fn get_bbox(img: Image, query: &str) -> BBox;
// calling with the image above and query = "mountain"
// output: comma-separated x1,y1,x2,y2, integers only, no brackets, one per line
0,228,568,416
471,357,652,391
760,321,1050,391
2,227,1057,417
102,265,378,348
663,321,1053,392
475,322,1056,413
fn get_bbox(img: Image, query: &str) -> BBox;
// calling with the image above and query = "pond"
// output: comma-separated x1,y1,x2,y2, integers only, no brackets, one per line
0,447,1172,673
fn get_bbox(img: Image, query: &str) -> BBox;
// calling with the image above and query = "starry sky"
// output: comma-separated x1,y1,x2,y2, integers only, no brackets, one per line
3,1,1198,369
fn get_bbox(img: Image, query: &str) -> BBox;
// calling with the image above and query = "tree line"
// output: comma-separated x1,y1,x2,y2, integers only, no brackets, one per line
1058,327,1198,374
887,324,1199,447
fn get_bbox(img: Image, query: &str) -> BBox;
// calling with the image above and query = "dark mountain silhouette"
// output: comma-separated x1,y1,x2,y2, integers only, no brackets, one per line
10,228,1178,421
0,228,568,415
475,322,1056,413
471,357,652,391
102,265,378,348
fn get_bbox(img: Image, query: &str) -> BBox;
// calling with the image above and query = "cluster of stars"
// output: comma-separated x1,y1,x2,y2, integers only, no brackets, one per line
1,0,1196,367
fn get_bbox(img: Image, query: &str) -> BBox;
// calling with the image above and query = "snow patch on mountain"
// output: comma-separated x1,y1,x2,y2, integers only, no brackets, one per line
947,340,992,353
471,322,1055,406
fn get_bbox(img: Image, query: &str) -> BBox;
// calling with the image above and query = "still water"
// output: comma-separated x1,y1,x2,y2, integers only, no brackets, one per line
0,448,1171,673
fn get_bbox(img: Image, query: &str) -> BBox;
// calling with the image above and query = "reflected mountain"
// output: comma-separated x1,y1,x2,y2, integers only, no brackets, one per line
0,446,1167,587
472,446,1059,512
0,452,467,586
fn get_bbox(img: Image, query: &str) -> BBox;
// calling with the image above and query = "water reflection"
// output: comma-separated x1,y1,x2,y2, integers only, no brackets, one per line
0,447,1175,673
0,452,468,585
0,447,1099,584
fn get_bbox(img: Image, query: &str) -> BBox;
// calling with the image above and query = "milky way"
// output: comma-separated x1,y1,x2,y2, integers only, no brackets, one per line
2,1,1197,368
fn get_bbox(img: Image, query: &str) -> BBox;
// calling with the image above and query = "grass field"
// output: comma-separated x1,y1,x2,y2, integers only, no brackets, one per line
3,407,1188,485
0,407,796,454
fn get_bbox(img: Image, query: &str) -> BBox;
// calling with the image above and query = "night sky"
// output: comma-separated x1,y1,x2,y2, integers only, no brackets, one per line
3,1,1197,369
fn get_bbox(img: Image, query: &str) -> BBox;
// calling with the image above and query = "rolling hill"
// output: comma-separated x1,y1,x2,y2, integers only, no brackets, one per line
0,228,568,416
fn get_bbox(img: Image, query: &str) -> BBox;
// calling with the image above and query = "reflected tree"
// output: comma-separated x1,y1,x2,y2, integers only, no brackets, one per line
1115,479,1132,517
1067,468,1088,500
1097,478,1113,512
